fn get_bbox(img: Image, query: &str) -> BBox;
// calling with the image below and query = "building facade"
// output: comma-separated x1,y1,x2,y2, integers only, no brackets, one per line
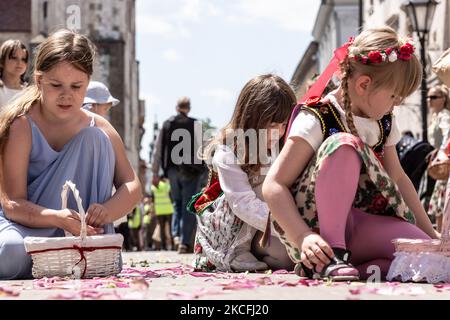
291,0,360,99
0,0,146,188
362,0,450,139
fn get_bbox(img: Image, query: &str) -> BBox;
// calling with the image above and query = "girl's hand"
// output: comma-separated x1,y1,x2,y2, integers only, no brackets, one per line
86,203,110,227
298,231,334,272
433,229,441,239
59,209,103,236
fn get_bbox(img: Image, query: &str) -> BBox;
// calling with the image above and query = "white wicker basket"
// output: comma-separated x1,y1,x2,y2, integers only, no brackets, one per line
387,211,450,283
24,181,123,279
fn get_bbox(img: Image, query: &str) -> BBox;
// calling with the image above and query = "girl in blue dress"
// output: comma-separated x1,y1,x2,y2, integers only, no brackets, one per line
0,29,142,279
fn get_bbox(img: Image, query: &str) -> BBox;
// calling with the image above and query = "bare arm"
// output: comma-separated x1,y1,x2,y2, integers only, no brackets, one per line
263,137,333,268
91,116,142,225
1,117,99,235
263,137,314,242
383,145,438,239
1,116,60,227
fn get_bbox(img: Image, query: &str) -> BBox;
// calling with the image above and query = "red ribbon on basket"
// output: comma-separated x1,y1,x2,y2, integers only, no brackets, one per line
28,245,122,278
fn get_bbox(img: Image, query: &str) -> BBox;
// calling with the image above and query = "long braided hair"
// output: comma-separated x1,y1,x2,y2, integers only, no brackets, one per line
340,56,359,136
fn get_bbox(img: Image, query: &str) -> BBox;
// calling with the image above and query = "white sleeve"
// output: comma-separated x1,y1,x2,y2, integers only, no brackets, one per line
438,111,450,139
385,114,401,146
212,147,269,232
287,110,323,152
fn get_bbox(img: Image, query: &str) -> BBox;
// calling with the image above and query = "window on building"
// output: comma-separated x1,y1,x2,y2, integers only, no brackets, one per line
43,1,47,19
368,0,374,16
0,0,32,32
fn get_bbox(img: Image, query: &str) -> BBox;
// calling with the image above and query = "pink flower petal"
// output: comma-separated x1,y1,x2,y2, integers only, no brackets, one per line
0,286,21,297
218,279,260,290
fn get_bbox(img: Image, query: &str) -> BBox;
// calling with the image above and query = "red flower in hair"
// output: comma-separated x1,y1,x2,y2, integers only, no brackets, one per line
385,48,393,55
398,43,414,60
368,51,383,63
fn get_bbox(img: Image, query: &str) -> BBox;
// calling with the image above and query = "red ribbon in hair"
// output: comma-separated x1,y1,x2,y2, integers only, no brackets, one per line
285,38,354,141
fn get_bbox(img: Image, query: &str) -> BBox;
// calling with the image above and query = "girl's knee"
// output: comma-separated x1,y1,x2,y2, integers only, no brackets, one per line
0,239,32,280
332,144,360,161
320,134,362,162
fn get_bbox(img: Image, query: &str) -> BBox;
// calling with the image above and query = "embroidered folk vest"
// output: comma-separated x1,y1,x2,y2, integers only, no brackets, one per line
300,100,392,159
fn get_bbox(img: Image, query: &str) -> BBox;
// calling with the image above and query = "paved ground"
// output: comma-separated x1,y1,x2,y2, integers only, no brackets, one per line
0,251,449,300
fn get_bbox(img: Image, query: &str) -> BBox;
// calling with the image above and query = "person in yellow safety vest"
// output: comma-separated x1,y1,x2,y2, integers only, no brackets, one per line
151,177,174,250
128,201,144,251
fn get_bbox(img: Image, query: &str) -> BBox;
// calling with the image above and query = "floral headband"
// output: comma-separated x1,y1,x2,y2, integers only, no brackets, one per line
347,38,416,64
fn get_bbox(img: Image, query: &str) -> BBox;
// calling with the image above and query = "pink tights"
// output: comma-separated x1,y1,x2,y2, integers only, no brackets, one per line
315,146,430,279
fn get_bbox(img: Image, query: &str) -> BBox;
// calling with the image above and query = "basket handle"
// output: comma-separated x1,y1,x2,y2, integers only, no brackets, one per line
61,181,87,242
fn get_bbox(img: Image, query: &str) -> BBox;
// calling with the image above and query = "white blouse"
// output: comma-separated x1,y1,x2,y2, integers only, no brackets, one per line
212,145,270,232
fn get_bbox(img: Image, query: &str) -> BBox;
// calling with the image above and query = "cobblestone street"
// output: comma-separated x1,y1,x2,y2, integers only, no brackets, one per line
0,251,449,301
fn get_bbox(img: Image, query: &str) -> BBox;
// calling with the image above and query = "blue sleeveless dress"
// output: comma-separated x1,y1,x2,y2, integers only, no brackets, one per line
0,116,116,279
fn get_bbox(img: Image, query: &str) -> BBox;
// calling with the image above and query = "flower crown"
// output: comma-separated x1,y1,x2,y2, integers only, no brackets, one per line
347,38,416,64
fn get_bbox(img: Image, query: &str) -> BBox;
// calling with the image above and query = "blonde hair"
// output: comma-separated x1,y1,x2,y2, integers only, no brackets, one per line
0,29,96,196
0,39,29,87
428,84,449,110
340,27,422,136
204,74,296,176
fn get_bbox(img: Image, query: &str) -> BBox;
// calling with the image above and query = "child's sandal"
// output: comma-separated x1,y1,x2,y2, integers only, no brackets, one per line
319,248,359,281
295,248,360,282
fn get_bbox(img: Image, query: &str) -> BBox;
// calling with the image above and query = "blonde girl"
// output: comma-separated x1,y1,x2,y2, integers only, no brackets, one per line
263,27,438,281
427,84,450,233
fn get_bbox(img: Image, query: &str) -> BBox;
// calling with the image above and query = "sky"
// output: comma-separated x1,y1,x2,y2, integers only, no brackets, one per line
136,0,322,162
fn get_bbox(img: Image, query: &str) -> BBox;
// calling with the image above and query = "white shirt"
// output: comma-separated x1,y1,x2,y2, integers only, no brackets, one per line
212,145,270,232
0,85,23,111
288,93,401,152
428,109,450,149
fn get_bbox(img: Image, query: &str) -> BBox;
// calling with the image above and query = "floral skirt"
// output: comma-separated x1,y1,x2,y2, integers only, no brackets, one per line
192,194,252,272
273,133,415,263
428,180,447,217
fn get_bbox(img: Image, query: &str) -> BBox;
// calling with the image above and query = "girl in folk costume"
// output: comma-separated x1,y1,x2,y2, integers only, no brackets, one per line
0,40,29,110
262,27,439,281
190,74,296,272
0,30,142,279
